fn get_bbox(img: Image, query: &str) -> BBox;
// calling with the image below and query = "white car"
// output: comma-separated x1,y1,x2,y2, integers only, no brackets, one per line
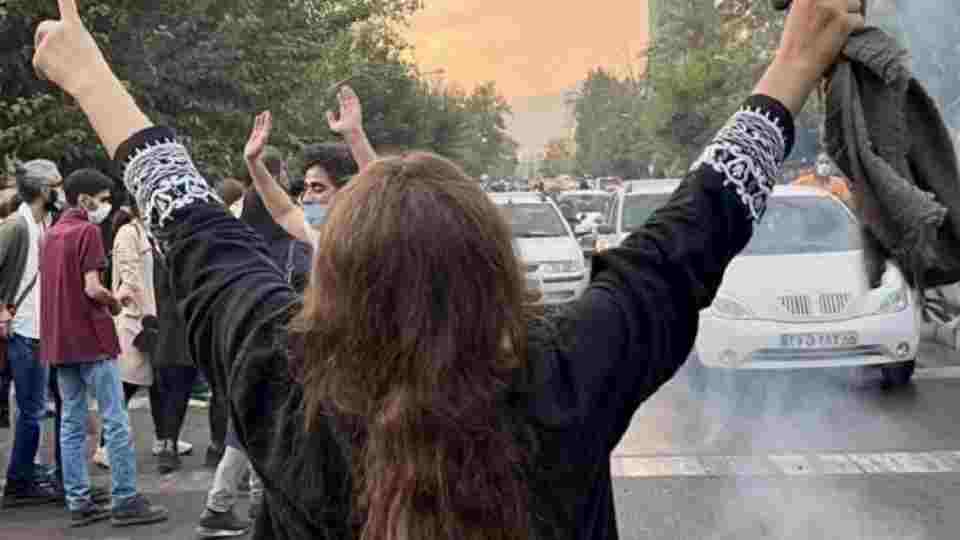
693,185,919,387
595,179,682,252
490,192,589,305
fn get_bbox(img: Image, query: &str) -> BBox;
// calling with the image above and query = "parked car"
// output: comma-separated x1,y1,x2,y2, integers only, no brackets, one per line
595,179,682,253
556,190,615,258
692,185,919,388
490,191,589,305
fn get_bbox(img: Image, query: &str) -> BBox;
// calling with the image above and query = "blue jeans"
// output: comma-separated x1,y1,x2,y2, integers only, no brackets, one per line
58,359,137,510
5,334,48,486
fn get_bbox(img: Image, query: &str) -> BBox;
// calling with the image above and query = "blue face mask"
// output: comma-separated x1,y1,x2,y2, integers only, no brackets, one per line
303,202,329,227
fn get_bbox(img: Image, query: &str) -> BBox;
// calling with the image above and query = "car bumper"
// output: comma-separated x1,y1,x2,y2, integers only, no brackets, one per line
695,307,919,370
539,273,589,304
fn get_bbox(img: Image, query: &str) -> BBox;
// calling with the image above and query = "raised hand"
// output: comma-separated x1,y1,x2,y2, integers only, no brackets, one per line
33,0,110,98
326,86,364,135
244,112,273,163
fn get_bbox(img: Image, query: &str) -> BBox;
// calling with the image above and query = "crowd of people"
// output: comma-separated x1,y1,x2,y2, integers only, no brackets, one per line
0,0,864,538
0,82,370,534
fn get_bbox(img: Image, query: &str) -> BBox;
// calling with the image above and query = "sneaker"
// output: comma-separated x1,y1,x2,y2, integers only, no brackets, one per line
111,494,169,527
70,500,111,527
156,439,181,474
152,439,193,456
93,446,110,469
205,444,225,469
1,481,60,508
196,507,251,538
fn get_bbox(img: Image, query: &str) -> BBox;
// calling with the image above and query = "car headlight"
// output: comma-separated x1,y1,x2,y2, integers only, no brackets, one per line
540,260,584,274
710,297,754,319
875,287,909,314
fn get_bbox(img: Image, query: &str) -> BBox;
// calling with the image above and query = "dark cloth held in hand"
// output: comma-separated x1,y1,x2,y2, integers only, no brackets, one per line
825,28,960,292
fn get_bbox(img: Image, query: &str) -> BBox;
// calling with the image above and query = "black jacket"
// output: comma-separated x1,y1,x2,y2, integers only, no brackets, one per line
114,93,794,540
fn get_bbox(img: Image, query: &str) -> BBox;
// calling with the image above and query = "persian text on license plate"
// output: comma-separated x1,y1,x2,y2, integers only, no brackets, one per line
780,332,859,348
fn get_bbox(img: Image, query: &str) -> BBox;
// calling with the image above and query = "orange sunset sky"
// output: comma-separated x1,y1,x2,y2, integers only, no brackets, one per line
405,1,651,152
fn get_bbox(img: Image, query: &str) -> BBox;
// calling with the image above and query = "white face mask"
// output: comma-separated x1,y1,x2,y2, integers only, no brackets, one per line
88,202,112,225
817,164,831,177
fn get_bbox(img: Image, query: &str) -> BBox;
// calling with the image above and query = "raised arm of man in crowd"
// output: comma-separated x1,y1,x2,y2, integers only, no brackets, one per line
327,85,377,169
243,85,375,243
243,112,311,242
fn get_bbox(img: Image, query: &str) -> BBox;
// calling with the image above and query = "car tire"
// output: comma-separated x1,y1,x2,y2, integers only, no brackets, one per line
881,360,916,388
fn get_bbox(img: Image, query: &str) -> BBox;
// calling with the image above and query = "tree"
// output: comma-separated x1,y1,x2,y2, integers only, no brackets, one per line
569,0,829,178
0,0,421,177
540,137,576,177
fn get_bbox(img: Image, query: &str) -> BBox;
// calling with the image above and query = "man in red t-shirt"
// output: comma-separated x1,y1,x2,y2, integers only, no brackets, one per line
40,169,167,527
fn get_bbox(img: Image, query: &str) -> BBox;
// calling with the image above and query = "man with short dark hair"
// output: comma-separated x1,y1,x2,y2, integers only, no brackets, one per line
0,160,63,507
242,86,370,246
40,168,168,527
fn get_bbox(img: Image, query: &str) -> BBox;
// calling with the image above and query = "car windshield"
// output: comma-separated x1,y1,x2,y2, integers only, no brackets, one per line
498,202,569,238
621,193,673,232
560,194,611,214
742,196,861,255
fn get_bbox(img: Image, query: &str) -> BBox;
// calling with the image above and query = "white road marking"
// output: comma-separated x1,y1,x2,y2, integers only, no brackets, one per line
613,451,960,478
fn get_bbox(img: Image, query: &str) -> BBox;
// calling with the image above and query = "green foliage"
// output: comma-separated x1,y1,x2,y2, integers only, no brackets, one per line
571,0,830,178
0,0,516,181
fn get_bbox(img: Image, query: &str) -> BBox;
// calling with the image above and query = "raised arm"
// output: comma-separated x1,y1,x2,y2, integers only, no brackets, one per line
327,85,377,170
542,0,865,453
244,112,312,243
34,0,298,399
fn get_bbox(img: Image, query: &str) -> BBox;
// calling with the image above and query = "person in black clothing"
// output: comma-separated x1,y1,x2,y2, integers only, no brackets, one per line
34,0,862,538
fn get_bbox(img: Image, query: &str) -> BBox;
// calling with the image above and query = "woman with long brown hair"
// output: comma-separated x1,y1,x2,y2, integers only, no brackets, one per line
32,0,863,537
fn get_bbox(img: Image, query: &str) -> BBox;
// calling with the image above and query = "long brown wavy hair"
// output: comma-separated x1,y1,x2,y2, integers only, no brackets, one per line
293,152,536,540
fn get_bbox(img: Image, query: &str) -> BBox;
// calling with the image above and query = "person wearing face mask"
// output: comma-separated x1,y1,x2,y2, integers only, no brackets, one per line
39,168,168,527
793,152,853,206
243,85,372,247
0,160,64,508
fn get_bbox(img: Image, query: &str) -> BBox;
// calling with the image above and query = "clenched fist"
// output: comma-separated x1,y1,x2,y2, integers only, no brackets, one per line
778,0,865,79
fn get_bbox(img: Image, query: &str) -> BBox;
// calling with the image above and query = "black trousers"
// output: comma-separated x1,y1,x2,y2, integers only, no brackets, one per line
149,366,197,442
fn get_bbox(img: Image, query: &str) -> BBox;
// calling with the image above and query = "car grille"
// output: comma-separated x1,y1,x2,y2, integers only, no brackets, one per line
778,293,851,318
819,293,852,315
779,295,812,316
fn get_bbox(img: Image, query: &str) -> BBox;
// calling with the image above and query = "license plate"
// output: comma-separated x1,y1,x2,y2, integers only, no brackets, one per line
780,332,859,348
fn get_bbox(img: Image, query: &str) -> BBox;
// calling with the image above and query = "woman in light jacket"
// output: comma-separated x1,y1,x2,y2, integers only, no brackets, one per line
93,205,155,467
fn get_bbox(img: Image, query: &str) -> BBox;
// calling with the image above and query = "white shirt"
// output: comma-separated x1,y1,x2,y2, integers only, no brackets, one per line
11,203,49,339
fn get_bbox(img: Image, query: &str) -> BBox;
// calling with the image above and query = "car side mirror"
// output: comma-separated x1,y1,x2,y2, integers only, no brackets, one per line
596,225,615,235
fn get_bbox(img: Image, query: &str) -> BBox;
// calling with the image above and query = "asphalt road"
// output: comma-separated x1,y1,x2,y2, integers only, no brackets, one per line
3,342,960,539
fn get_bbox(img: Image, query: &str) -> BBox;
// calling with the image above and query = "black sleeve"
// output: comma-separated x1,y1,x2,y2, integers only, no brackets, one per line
554,95,794,453
115,127,298,412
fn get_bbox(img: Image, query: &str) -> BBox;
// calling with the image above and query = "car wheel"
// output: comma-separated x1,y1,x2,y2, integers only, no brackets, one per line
881,360,916,388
